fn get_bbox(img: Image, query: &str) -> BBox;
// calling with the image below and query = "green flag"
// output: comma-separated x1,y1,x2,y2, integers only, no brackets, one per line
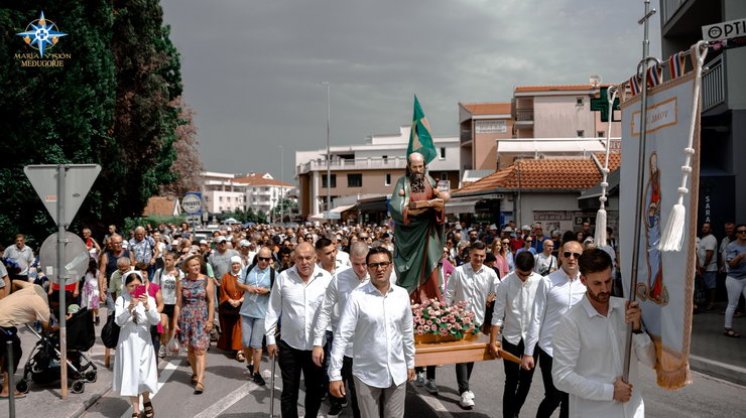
407,95,438,164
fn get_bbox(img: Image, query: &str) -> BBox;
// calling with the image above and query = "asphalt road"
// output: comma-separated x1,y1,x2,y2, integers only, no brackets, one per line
74,342,745,418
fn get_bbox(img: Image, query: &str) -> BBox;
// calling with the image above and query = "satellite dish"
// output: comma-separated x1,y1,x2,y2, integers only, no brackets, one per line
39,232,90,284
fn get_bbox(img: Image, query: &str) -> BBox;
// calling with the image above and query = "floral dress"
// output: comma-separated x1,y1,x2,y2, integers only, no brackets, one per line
178,277,210,351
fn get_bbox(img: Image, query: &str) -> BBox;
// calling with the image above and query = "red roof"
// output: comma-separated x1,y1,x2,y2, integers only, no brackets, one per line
142,196,178,217
454,154,621,195
461,102,511,115
514,84,611,93
234,173,293,188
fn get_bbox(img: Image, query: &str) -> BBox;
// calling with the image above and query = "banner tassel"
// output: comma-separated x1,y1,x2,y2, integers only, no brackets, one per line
594,85,616,247
658,41,707,252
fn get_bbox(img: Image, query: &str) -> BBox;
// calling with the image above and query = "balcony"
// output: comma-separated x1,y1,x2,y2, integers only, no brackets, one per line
702,54,726,112
297,156,407,175
514,109,534,124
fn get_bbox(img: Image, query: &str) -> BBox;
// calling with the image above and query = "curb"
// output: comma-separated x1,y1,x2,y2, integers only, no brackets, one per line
690,354,746,387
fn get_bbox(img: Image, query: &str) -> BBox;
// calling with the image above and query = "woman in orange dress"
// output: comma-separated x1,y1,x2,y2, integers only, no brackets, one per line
217,256,244,360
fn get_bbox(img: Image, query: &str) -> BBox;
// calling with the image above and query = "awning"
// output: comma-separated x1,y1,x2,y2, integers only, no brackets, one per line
445,198,482,215
330,204,356,214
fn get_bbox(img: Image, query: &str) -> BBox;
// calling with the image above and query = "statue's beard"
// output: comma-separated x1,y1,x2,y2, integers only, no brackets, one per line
410,172,425,193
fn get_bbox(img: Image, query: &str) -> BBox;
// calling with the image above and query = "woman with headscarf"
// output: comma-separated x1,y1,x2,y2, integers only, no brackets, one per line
113,270,160,418
217,256,244,361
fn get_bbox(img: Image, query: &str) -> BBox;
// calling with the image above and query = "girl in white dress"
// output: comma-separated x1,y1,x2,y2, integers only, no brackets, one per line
113,271,160,418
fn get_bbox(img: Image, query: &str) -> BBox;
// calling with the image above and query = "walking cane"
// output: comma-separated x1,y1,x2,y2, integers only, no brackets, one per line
269,354,277,417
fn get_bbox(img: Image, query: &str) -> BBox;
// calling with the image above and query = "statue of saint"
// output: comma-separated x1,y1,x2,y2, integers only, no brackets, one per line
389,152,450,302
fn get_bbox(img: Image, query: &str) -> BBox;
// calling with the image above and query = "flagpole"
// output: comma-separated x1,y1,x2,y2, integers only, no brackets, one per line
623,0,658,382
322,81,331,218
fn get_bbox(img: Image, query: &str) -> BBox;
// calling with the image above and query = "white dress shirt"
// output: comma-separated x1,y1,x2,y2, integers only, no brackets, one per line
492,271,542,345
445,263,500,327
525,267,585,356
329,282,415,388
265,265,333,350
552,296,655,418
313,266,369,357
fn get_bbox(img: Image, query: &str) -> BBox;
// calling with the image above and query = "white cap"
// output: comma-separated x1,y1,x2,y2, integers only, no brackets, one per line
215,236,227,244
199,239,208,245
239,239,251,247
230,256,242,264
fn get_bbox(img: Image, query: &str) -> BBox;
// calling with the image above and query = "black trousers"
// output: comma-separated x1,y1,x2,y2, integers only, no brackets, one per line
455,362,474,394
341,356,361,418
278,340,324,418
536,347,568,418
502,338,535,418
415,365,436,379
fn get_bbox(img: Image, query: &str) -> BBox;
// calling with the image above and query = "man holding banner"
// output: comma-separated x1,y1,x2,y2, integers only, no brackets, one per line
552,248,655,418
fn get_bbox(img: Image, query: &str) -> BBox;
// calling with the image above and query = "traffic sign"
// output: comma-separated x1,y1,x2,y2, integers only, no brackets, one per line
702,18,746,42
24,164,101,226
185,215,201,225
182,192,202,214
39,232,89,283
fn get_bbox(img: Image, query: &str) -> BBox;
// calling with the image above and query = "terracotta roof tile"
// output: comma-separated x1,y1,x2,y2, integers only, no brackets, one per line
454,154,621,195
234,173,293,187
514,84,611,93
461,102,511,115
143,196,178,217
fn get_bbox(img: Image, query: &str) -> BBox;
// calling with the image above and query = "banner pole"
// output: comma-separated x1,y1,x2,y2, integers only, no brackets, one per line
623,0,657,382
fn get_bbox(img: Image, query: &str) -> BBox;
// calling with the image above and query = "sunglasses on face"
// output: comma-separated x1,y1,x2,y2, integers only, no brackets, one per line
738,230,746,234
258,256,272,261
367,261,391,269
563,251,582,259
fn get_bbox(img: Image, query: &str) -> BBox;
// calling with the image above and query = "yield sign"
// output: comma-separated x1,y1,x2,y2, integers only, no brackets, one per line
24,164,101,226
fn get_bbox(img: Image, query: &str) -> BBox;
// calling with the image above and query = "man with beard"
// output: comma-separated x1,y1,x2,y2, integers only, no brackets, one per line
389,152,449,302
552,248,655,418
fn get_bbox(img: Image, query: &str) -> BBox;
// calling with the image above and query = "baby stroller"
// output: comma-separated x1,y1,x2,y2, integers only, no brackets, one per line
16,307,98,394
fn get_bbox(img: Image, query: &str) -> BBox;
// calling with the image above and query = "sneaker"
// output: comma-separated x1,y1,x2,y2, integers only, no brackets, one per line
158,345,167,358
464,390,475,400
252,372,266,386
327,403,343,417
414,371,426,387
459,391,475,409
339,396,349,408
424,380,439,395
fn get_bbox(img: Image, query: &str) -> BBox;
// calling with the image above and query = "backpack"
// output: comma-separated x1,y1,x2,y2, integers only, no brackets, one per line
243,264,276,289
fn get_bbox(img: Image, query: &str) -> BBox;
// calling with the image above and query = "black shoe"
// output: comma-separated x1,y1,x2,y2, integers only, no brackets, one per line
252,372,266,386
320,392,328,401
327,403,343,417
339,396,349,408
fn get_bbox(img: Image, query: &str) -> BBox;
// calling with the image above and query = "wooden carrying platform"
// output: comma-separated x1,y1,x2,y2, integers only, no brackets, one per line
414,334,496,367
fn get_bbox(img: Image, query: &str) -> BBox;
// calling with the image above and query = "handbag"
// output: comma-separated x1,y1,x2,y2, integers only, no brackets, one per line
101,313,120,348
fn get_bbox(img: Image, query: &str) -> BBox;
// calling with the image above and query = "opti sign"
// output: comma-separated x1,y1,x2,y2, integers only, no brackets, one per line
702,18,746,42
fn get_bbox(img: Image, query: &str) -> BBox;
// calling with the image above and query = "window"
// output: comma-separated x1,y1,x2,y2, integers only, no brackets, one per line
577,130,585,137
576,97,584,106
440,147,446,159
347,173,363,188
385,173,391,186
219,196,223,202
597,131,605,138
440,172,448,181
322,174,336,188
382,155,388,164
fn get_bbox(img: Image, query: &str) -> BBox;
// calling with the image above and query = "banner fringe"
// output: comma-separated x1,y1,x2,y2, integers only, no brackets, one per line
656,363,692,390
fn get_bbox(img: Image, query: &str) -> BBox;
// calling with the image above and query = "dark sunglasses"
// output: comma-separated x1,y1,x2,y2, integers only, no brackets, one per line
258,256,272,261
563,251,582,259
737,230,746,234
367,261,391,269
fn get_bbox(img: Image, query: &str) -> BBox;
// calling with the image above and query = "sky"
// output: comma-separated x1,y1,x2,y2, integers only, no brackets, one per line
160,0,662,184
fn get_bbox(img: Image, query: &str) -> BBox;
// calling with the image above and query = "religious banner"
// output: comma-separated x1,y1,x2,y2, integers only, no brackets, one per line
618,57,701,390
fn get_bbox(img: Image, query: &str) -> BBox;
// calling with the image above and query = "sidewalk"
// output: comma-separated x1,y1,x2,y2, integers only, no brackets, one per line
1,320,113,418
689,302,746,386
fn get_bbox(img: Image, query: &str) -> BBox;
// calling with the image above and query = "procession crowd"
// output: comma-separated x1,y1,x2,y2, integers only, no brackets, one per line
0,216,744,418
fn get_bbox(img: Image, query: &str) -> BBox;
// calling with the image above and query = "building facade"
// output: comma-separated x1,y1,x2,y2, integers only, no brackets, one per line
295,126,460,219
199,171,294,217
458,102,513,173
234,172,295,218
660,0,746,226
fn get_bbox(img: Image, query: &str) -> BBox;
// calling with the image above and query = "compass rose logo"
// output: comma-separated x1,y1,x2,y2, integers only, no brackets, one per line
16,11,67,58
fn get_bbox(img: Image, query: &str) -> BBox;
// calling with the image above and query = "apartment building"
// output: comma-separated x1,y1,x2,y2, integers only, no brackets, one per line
660,0,746,226
199,171,294,216
234,172,295,216
458,102,513,172
295,126,460,219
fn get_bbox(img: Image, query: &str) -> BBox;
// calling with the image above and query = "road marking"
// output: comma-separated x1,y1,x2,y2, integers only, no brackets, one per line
690,354,746,375
117,359,181,418
412,386,452,417
193,381,258,418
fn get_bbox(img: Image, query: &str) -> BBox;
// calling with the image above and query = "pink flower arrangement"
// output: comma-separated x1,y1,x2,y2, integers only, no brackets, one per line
412,298,477,339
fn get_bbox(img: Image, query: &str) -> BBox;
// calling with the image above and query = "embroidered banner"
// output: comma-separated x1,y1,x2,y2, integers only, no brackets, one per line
619,69,699,390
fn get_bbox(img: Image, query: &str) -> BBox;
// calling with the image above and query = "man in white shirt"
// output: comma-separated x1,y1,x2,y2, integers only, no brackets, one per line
534,239,558,276
490,251,542,418
265,243,333,418
552,248,655,418
312,242,370,418
522,240,586,418
697,222,719,310
316,237,338,275
444,241,499,410
3,234,35,283
329,247,415,418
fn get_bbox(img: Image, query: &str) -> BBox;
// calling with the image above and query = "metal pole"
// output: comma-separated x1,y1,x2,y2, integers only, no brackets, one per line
623,0,656,382
323,82,331,217
7,340,15,417
280,145,284,224
57,164,68,398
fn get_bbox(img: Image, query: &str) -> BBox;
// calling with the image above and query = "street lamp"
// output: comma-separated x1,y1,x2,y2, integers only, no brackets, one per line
321,81,331,217
279,144,284,224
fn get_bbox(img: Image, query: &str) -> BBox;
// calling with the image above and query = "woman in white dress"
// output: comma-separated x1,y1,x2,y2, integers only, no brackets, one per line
113,270,160,418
